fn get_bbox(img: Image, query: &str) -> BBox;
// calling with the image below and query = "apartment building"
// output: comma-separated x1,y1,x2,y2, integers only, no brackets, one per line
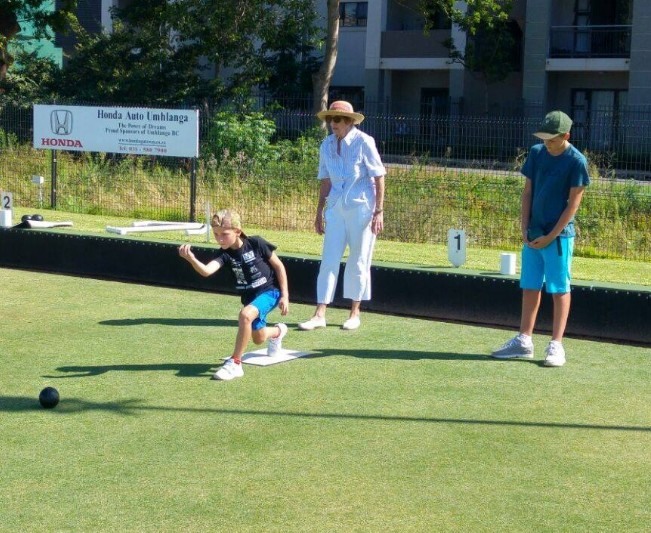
53,1,650,121
327,0,650,119
53,1,648,106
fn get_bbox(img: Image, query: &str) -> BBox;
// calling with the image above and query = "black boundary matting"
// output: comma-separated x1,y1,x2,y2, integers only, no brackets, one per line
1,228,649,345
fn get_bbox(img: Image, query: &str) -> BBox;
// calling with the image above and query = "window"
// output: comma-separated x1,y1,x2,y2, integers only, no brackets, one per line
340,2,368,28
420,88,450,151
571,89,627,149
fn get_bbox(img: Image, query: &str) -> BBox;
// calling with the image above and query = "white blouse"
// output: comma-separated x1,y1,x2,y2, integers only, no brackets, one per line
318,127,386,209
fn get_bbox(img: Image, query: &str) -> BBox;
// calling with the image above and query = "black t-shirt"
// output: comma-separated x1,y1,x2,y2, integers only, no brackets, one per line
214,236,278,305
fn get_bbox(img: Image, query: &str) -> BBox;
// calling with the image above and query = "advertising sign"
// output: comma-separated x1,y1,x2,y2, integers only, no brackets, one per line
33,105,199,158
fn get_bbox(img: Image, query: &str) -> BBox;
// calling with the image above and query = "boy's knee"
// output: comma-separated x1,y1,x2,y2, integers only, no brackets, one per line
238,308,256,326
251,329,265,344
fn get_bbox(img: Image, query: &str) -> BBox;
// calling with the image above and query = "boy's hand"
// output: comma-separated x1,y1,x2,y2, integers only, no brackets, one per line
178,244,195,261
528,234,554,249
278,295,289,316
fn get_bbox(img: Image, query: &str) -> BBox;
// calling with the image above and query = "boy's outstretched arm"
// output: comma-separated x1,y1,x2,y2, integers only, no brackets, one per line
268,252,289,316
178,244,220,277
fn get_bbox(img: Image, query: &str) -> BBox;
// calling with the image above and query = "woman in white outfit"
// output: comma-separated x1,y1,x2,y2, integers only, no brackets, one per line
299,101,386,331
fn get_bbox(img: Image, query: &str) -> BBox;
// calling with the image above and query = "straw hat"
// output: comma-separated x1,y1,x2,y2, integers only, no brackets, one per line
316,100,365,125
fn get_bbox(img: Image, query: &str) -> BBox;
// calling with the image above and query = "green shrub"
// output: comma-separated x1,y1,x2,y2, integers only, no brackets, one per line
203,110,278,177
0,128,18,149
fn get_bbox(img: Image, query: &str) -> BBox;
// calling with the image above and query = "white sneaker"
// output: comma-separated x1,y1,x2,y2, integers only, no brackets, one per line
342,316,361,330
298,316,326,331
213,358,244,380
267,323,288,356
491,334,534,359
543,341,566,367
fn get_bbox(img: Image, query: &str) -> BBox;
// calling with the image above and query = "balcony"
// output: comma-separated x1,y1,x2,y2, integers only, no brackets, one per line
549,25,631,58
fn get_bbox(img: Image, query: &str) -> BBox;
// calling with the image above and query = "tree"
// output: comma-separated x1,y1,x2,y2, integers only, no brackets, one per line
260,4,320,100
0,48,60,104
0,0,77,81
447,15,521,100
56,15,207,105
432,1,518,86
166,0,318,99
311,0,514,117
311,0,340,116
418,0,512,35
54,0,318,105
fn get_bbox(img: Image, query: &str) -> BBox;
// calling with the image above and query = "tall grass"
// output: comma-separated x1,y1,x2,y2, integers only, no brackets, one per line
1,143,650,261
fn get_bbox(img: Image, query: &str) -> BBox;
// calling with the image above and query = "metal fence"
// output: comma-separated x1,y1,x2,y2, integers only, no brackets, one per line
1,101,649,261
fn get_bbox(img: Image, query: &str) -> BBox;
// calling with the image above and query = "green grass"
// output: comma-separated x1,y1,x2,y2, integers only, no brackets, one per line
9,206,651,288
1,268,650,532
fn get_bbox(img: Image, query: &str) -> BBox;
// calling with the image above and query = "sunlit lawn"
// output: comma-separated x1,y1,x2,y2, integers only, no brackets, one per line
1,268,650,531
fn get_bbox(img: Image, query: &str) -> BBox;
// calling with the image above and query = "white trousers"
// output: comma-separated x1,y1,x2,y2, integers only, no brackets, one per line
317,200,376,304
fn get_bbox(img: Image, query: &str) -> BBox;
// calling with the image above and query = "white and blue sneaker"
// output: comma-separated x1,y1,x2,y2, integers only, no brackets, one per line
267,323,288,357
214,358,244,380
543,341,566,367
491,334,534,359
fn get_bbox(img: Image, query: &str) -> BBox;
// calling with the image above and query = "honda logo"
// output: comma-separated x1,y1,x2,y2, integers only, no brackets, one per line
50,110,73,135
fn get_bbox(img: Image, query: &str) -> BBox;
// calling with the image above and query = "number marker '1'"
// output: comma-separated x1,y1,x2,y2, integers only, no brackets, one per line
447,229,466,268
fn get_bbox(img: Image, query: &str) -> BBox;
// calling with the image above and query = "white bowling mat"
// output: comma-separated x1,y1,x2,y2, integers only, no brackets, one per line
225,349,311,366
26,220,73,228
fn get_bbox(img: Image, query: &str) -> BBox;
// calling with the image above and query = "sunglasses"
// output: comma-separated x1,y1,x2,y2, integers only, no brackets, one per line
326,116,347,124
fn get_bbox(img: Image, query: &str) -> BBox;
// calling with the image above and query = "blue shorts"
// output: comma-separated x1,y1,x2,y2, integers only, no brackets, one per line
520,237,574,294
248,289,281,331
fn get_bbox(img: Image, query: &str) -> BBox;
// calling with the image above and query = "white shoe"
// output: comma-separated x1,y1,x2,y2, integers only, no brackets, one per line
298,316,326,331
342,316,361,330
213,358,244,380
543,341,566,367
267,323,288,356
491,334,534,359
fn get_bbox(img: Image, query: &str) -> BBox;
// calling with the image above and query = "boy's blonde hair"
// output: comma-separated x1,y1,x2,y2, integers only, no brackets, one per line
210,210,246,236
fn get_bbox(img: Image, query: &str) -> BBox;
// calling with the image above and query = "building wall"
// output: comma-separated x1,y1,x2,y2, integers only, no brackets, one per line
390,70,450,114
521,0,552,108
48,0,651,113
628,0,651,106
462,72,524,113
547,71,629,111
332,27,367,87
11,0,63,67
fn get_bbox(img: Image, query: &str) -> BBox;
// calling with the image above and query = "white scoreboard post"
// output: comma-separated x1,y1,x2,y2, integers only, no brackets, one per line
447,228,466,268
0,191,13,228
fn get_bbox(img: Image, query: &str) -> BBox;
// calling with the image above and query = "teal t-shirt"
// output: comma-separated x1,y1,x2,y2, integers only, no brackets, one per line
521,143,590,239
